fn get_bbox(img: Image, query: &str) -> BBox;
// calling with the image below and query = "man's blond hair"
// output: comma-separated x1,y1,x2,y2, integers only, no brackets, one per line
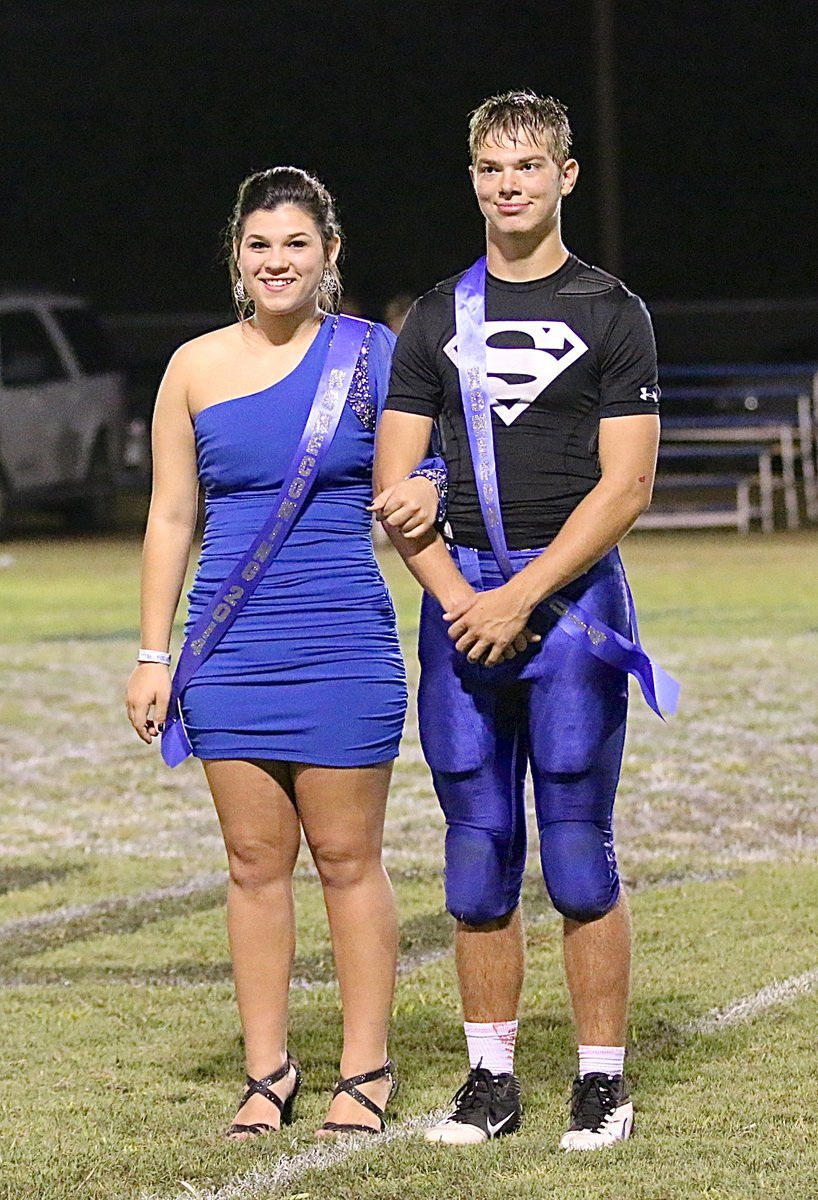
469,90,572,166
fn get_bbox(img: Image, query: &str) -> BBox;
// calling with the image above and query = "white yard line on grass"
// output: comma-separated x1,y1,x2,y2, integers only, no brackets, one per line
0,872,226,940
0,865,731,947
0,867,735,989
144,1112,443,1200
0,944,452,992
150,963,818,1200
686,965,818,1033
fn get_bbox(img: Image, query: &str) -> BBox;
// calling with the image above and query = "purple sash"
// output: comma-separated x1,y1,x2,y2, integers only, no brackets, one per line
161,315,369,766
453,257,679,719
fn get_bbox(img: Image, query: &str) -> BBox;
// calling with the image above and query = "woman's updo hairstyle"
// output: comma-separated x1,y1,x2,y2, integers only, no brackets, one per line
226,166,344,318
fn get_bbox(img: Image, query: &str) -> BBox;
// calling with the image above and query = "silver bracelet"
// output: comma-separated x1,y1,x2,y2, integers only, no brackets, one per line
137,649,172,666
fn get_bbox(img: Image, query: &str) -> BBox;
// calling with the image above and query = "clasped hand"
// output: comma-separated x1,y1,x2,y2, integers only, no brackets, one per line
444,585,540,666
369,476,438,538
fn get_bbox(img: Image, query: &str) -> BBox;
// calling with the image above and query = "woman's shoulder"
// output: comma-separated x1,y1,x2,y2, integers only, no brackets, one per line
168,322,244,372
159,325,247,401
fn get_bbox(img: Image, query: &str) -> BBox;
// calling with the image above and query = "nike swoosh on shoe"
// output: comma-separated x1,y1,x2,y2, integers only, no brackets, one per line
486,1110,518,1137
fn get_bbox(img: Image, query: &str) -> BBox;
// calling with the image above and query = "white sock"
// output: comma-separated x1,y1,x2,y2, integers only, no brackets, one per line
578,1044,626,1079
464,1020,518,1075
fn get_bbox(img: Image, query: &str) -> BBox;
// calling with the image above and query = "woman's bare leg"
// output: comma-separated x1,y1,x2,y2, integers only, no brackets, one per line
205,758,301,1135
295,762,398,1132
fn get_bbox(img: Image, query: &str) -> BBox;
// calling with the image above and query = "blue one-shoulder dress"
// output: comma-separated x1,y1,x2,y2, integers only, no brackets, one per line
180,318,407,766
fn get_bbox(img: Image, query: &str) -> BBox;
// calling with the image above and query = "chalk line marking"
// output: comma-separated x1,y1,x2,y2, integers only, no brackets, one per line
147,962,818,1200
0,867,736,989
686,965,818,1033
141,1111,442,1200
0,865,731,951
0,872,226,942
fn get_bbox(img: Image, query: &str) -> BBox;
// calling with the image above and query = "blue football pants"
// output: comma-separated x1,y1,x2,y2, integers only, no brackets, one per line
417,547,630,926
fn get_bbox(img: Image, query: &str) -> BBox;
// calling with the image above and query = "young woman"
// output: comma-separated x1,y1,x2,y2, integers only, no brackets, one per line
125,167,438,1139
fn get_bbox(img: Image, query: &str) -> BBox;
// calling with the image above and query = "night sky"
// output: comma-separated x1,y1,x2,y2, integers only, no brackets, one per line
4,1,817,318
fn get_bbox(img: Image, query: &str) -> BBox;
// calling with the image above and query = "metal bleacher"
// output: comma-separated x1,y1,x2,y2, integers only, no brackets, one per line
640,364,818,532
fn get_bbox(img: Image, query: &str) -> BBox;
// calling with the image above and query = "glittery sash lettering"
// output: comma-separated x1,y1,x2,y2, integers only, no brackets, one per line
161,316,370,767
453,258,679,719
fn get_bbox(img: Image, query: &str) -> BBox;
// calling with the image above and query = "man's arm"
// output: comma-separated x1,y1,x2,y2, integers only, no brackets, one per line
372,410,476,612
446,413,660,663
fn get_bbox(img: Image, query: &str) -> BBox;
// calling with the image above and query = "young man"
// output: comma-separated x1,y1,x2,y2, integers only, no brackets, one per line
373,91,662,1149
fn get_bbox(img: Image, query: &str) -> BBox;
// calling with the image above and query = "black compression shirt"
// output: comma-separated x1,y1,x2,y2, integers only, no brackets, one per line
385,254,660,548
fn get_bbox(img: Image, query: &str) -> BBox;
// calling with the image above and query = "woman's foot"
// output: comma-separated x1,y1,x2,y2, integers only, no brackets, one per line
316,1060,397,1137
227,1056,301,1140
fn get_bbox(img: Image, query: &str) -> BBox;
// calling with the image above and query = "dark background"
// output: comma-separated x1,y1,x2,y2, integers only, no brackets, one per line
3,0,817,320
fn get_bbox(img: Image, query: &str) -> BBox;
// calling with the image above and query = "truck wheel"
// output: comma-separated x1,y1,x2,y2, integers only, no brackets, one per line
0,475,10,540
65,440,116,532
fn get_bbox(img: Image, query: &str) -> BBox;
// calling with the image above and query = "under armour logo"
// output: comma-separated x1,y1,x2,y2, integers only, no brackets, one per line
640,387,659,403
444,321,589,425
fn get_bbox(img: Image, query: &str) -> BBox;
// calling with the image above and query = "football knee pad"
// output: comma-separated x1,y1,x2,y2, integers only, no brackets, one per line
539,820,620,922
443,824,524,925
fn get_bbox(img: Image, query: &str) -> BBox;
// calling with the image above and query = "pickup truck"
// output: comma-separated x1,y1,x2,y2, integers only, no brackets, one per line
0,291,127,536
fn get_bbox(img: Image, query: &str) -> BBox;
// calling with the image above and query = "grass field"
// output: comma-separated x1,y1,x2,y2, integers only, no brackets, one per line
0,529,817,1200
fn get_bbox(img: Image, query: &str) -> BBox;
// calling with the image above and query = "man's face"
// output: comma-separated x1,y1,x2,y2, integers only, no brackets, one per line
470,132,578,238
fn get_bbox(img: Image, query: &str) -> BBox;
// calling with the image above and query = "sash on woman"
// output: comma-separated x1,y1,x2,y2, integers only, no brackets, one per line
453,257,679,720
161,315,369,766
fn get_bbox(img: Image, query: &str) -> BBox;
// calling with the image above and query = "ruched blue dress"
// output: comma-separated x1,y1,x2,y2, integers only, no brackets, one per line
180,318,407,766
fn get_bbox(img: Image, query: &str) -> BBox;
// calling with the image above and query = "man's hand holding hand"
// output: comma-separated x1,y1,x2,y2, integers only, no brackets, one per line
443,584,541,666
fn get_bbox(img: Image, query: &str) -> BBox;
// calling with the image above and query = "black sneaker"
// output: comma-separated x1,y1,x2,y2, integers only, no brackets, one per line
559,1072,634,1151
425,1065,522,1145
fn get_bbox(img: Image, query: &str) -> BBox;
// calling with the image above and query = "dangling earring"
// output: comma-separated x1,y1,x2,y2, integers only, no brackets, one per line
321,267,340,306
234,277,246,302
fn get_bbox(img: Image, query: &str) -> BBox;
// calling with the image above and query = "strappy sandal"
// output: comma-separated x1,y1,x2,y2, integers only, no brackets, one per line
226,1053,302,1139
319,1058,398,1136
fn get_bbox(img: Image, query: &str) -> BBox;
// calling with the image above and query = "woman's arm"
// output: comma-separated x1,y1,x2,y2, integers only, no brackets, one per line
369,439,446,539
125,348,200,743
372,409,476,611
365,321,441,539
